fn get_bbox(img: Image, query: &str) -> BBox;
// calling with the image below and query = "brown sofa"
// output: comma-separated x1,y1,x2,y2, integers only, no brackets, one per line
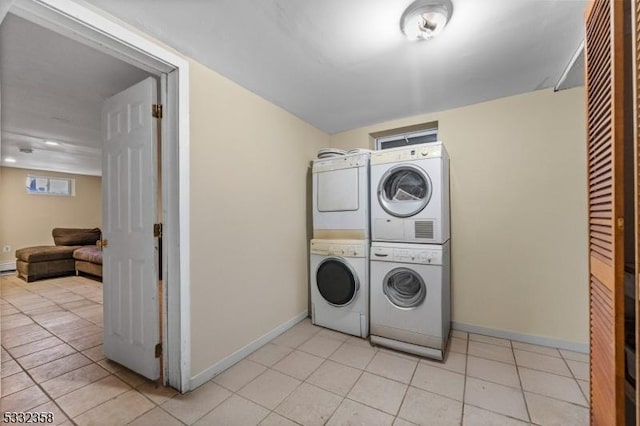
15,228,102,282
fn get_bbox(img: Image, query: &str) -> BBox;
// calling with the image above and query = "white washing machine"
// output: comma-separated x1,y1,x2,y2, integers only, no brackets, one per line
369,241,450,359
370,142,449,244
310,239,369,337
312,152,370,239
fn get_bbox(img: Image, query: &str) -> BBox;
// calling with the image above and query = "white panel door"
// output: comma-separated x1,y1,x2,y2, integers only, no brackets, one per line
102,77,159,380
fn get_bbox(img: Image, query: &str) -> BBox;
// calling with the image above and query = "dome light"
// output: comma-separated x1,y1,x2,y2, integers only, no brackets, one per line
401,0,453,41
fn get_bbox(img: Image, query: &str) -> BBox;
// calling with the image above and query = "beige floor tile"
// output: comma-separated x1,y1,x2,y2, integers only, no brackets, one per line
469,334,511,347
129,407,183,426
514,349,571,376
378,348,421,362
411,363,465,401
272,350,324,380
29,353,92,383
1,371,34,396
468,341,514,365
68,332,104,351
213,359,267,392
398,386,463,426
259,412,298,426
525,391,589,426
1,306,20,316
275,382,342,426
1,347,10,362
329,343,377,369
115,367,147,387
194,394,269,426
298,335,344,358
0,385,49,412
316,328,351,342
566,359,589,381
512,341,561,357
162,381,231,424
55,375,130,417
272,320,321,348
462,404,528,425
32,400,70,425
82,345,106,362
518,367,587,406
17,343,76,370
73,389,154,426
56,325,103,343
137,381,179,405
1,313,34,330
248,344,293,367
451,330,468,339
327,398,394,426
41,363,110,398
420,351,466,375
7,336,64,359
47,318,94,335
347,372,407,415
366,351,418,384
578,380,589,402
1,360,23,378
97,358,125,373
559,349,589,363
466,355,521,388
449,337,467,354
393,418,418,426
306,359,363,396
237,369,300,410
464,377,529,421
345,336,374,348
3,327,52,348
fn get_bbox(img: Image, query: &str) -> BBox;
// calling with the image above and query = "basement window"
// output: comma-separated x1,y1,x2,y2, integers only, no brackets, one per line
26,175,75,196
372,121,439,150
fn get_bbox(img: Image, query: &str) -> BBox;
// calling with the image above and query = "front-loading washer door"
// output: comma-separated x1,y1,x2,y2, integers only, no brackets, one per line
383,267,426,309
316,257,359,307
378,164,432,218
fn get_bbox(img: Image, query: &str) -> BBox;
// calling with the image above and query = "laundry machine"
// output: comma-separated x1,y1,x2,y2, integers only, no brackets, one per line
312,151,370,239
370,142,449,244
369,241,450,359
310,239,369,337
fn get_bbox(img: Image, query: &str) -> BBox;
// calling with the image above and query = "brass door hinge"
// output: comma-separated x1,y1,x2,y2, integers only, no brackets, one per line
97,239,108,248
154,223,163,238
152,104,163,119
155,343,162,358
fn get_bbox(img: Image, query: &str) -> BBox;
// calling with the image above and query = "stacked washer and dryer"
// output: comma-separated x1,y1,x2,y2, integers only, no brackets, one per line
369,142,451,360
310,142,451,360
310,149,371,337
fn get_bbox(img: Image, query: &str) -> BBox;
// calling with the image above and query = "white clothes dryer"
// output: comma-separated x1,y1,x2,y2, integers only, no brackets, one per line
370,142,449,244
310,239,369,337
369,241,450,359
312,152,370,239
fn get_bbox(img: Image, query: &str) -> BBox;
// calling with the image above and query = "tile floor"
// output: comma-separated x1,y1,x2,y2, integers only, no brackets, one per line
0,274,590,425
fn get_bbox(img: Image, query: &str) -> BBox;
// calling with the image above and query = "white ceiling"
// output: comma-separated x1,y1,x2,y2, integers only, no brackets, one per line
84,0,588,133
0,14,153,176
1,1,587,175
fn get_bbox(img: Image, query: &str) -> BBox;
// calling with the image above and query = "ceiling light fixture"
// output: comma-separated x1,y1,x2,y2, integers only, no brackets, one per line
44,140,59,146
400,0,453,41
4,157,16,163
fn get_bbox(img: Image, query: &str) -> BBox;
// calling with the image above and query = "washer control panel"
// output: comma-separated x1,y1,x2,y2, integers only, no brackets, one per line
371,142,442,166
311,240,367,258
313,153,369,173
371,245,442,265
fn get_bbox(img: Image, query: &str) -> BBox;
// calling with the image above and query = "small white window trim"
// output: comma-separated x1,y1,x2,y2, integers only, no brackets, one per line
375,128,439,150
26,175,76,196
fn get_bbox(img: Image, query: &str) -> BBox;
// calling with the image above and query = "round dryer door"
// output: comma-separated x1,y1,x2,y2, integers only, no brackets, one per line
378,164,432,218
316,258,359,306
383,268,426,309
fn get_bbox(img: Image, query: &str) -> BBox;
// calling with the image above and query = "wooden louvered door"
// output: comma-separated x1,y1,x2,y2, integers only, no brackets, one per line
585,0,625,424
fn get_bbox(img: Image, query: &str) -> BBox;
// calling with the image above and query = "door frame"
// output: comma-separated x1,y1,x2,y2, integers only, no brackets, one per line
0,0,192,391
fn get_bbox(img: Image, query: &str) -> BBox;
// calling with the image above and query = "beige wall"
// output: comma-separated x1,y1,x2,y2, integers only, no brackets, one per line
331,88,589,344
188,60,329,375
0,167,102,264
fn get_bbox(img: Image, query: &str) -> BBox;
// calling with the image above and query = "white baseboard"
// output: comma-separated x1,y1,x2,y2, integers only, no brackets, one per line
452,321,589,354
0,261,16,272
189,310,308,390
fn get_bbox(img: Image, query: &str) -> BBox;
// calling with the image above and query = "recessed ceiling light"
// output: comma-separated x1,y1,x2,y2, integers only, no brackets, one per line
44,140,59,146
401,0,453,41
4,157,16,163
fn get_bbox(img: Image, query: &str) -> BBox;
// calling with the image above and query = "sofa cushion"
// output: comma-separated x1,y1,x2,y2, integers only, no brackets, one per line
15,245,80,262
73,246,103,264
52,228,101,246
